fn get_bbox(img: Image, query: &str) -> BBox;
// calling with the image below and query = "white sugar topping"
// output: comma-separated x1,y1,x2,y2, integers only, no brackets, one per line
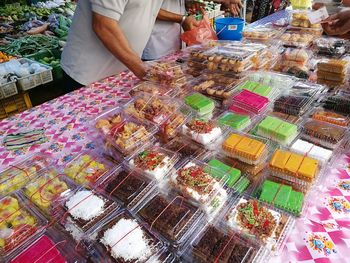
65,190,105,221
100,218,153,261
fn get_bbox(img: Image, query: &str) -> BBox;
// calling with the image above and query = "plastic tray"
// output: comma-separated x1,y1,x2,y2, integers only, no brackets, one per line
316,58,349,87
0,193,47,261
323,92,350,114
129,81,180,98
314,37,348,58
163,136,208,160
0,154,49,196
135,190,204,250
221,132,272,166
269,149,321,187
216,110,255,132
289,80,327,98
290,10,322,29
181,117,227,150
0,80,18,99
184,92,216,118
229,89,270,114
145,60,186,86
245,71,295,91
269,110,302,124
235,79,279,100
8,226,86,263
124,94,183,125
63,151,118,187
94,107,159,156
280,31,314,48
86,210,165,263
224,196,295,252
302,119,347,150
273,94,313,116
97,165,156,211
168,158,230,219
311,107,350,127
182,222,262,262
126,146,180,182
243,26,284,42
254,115,300,146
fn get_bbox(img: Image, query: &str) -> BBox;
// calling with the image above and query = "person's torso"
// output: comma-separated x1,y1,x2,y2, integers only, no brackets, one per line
61,0,163,85
142,0,186,60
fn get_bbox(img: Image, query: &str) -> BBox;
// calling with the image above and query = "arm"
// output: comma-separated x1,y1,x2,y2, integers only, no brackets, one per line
213,0,243,16
322,10,350,36
92,12,145,79
157,8,200,31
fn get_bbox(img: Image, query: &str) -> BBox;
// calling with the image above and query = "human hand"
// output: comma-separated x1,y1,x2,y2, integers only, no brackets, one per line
322,10,350,36
312,2,325,10
132,61,147,80
222,0,243,16
186,1,205,15
182,15,201,31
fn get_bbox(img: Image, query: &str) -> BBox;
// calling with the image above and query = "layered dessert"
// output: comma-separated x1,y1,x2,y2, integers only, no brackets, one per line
226,198,287,250
259,180,304,216
222,133,268,165
24,172,69,213
170,162,228,216
238,81,273,98
256,116,298,145
291,139,332,164
324,95,350,114
303,119,346,148
230,90,269,114
95,113,154,155
103,169,155,208
0,196,38,254
218,112,251,131
192,225,257,263
221,155,266,176
312,109,349,127
205,159,242,189
271,111,301,124
317,59,348,87
269,149,319,183
274,95,311,116
182,119,223,147
63,190,118,233
138,194,201,245
128,148,175,181
164,137,206,159
184,93,215,118
64,154,108,185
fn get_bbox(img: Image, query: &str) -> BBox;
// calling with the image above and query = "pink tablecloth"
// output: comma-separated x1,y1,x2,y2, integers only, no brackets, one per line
0,71,350,262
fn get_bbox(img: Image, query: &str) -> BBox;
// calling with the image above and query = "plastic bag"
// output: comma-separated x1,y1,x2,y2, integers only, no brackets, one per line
181,16,218,46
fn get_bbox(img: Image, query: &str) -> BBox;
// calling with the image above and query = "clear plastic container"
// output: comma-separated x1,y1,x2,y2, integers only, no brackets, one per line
181,117,226,150
280,31,314,48
302,119,347,149
323,92,350,114
0,154,49,196
135,190,204,250
184,92,216,118
229,90,270,114
8,227,86,263
97,165,156,211
273,94,313,116
243,27,284,42
289,80,327,98
316,58,349,87
145,61,186,86
124,94,183,125
221,132,272,166
163,136,207,160
22,170,72,217
129,81,180,98
269,111,301,124
269,149,321,186
87,210,165,263
182,223,261,263
53,185,120,240
216,110,254,132
287,26,323,36
314,37,348,58
167,158,230,219
0,193,47,261
235,79,279,100
254,115,300,146
94,107,159,156
126,146,180,182
290,10,322,29
63,151,117,187
252,175,307,216
311,107,350,127
290,138,333,164
224,196,294,252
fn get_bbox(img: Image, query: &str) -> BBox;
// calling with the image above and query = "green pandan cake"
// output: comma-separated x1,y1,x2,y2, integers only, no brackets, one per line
184,93,215,116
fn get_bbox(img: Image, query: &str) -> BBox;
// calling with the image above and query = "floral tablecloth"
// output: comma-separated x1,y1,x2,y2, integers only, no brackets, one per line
1,69,349,262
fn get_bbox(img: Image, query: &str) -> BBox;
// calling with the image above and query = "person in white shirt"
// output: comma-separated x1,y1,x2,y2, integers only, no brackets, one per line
61,0,199,92
142,0,243,61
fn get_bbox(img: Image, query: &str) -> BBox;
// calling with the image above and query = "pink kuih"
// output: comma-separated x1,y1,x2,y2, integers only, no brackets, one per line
230,90,269,114
11,235,66,263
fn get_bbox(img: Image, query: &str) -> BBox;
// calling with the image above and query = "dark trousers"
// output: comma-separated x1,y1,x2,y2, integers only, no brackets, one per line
62,70,84,94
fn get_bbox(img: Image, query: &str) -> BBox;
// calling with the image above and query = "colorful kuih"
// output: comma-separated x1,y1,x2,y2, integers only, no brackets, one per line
259,180,304,215
218,112,251,131
230,90,269,114
269,149,319,182
239,81,273,98
257,116,298,145
184,93,215,116
222,133,267,165
206,159,241,188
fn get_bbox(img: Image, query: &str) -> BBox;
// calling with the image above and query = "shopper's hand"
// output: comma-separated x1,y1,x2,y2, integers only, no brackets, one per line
312,2,325,10
132,62,147,80
182,15,201,31
222,0,243,16
322,10,350,36
186,1,205,15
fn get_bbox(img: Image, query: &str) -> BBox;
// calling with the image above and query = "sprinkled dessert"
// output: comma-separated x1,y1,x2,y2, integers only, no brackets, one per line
170,162,228,216
0,196,38,254
129,148,175,181
64,154,108,185
226,198,286,250
182,119,223,147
